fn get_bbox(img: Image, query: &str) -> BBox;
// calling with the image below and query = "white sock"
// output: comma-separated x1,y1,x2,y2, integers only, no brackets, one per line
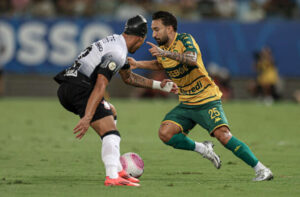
111,121,122,172
194,142,207,155
101,134,121,179
117,160,123,173
253,161,266,172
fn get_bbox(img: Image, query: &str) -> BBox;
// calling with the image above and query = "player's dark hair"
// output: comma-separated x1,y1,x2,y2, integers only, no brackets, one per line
124,15,148,38
152,11,177,32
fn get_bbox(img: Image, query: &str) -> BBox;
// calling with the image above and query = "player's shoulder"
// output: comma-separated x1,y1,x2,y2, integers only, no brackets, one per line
176,33,194,42
101,34,127,55
97,34,122,46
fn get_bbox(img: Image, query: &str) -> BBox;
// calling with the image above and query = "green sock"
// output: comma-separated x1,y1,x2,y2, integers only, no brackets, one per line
165,133,195,151
225,136,259,167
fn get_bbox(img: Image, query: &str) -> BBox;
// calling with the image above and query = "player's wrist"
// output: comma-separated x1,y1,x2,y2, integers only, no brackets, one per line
83,114,93,121
157,47,167,57
152,80,173,92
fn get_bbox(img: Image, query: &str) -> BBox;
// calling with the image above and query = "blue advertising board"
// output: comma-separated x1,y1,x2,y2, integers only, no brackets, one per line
0,18,299,76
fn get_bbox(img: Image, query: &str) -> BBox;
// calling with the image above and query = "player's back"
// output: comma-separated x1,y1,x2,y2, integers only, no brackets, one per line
54,34,128,87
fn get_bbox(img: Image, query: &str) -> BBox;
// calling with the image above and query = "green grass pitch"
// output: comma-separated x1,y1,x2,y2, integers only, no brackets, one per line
0,98,300,197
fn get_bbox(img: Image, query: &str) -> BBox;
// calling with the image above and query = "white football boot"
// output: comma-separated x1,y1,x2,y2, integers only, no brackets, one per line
202,141,222,169
253,168,274,181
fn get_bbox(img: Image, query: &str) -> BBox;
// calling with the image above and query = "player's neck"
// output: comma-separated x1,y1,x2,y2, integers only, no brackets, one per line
122,33,136,53
165,32,176,48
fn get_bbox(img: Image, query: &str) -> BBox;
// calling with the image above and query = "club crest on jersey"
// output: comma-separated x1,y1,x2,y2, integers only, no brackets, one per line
108,62,117,71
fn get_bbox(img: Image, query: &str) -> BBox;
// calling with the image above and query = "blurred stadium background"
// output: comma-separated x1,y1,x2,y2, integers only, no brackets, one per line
1,1,300,196
0,0,300,102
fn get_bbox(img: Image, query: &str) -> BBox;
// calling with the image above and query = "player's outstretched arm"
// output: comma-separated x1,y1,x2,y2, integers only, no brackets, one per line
119,68,178,93
147,42,198,66
73,74,108,139
127,57,164,70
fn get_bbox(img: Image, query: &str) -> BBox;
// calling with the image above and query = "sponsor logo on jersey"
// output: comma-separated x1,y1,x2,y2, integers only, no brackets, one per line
179,80,203,95
167,65,189,78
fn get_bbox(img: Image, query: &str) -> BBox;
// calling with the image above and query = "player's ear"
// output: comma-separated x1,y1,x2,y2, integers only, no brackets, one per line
166,26,172,34
138,36,145,43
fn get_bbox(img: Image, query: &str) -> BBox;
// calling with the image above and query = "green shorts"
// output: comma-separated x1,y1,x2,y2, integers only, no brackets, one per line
162,100,229,135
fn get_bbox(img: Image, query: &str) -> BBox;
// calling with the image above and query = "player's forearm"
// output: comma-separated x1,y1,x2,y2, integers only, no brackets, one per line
136,60,163,70
84,76,108,121
84,84,106,120
160,50,197,66
124,72,153,88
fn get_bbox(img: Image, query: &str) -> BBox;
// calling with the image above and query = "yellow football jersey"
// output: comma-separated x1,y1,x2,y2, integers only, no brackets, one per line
257,59,279,86
157,33,222,105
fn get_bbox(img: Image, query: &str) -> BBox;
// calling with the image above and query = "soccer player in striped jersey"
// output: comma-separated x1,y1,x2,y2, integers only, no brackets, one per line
55,15,178,187
129,11,273,181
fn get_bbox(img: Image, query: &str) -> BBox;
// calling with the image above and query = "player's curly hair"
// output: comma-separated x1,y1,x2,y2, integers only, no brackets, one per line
152,11,177,32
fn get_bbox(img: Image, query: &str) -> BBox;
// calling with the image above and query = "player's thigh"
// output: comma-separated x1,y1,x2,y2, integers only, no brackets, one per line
191,100,229,136
89,100,115,136
162,104,196,135
73,89,114,122
73,93,115,137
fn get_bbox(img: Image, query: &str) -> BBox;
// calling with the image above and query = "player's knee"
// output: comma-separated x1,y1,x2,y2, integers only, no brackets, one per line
158,128,173,143
213,126,232,145
109,103,117,117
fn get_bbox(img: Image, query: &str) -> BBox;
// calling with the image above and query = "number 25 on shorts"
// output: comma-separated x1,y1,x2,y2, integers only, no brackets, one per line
208,107,221,123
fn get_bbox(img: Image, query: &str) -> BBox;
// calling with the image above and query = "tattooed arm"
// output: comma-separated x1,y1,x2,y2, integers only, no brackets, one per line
128,57,164,70
119,68,178,93
162,51,197,66
119,68,153,88
147,41,198,66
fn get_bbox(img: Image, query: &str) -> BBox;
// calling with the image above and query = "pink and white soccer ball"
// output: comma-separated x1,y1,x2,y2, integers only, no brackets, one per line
120,152,144,178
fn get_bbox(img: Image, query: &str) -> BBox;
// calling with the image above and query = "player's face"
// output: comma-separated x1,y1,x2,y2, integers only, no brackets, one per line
151,19,169,46
129,35,146,53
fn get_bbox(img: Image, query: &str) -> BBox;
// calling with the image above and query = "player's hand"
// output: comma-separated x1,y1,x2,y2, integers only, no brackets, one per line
127,57,138,69
161,79,178,94
73,116,91,139
147,42,165,57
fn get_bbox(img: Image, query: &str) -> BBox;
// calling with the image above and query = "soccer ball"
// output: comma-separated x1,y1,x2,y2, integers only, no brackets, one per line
120,152,144,178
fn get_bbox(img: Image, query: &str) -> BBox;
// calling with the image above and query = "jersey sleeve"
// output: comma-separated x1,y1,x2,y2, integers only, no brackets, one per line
97,48,126,81
121,59,130,70
181,34,197,53
121,63,130,70
97,60,118,81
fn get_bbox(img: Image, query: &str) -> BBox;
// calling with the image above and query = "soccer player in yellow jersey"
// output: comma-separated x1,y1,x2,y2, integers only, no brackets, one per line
129,11,273,181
